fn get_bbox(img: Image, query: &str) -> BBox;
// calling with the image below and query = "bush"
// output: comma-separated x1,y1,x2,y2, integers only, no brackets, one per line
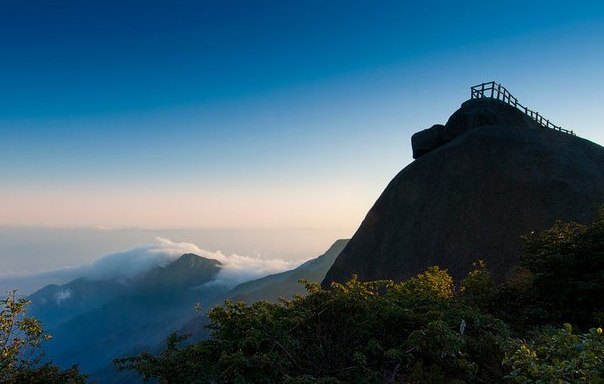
504,324,604,383
117,271,508,383
0,291,86,384
520,209,604,327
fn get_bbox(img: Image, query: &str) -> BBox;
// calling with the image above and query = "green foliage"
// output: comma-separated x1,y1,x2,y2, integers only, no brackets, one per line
1,290,49,369
0,291,86,384
464,209,604,332
115,333,219,384
464,265,549,333
2,364,87,384
504,324,604,383
460,260,495,307
118,271,507,383
396,266,455,299
520,209,604,327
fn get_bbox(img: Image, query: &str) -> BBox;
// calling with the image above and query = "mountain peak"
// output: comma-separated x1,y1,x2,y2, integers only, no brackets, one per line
323,95,604,287
412,98,554,159
171,253,222,268
141,253,222,289
412,81,576,159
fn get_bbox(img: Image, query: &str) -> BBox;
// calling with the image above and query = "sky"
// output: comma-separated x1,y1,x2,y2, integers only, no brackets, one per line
1,1,604,281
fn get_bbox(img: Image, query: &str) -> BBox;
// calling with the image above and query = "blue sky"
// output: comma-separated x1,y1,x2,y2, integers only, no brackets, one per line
1,0,603,230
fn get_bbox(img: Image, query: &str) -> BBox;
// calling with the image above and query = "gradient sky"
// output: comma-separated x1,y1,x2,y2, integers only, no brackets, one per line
1,0,603,230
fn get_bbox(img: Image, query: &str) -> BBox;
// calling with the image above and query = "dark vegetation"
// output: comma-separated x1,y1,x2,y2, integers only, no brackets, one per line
2,210,603,383
114,209,604,383
0,291,87,384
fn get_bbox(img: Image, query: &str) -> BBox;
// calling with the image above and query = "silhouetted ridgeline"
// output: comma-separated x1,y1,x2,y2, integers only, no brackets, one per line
323,96,604,287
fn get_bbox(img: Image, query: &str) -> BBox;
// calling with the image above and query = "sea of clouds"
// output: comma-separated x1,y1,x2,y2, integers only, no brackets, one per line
0,237,298,295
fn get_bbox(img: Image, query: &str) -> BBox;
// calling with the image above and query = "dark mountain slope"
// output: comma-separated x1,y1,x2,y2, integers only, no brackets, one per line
29,278,125,329
140,253,222,290
323,98,604,286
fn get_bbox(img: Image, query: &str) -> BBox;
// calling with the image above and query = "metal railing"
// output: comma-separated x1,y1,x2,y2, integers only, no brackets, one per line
470,81,575,136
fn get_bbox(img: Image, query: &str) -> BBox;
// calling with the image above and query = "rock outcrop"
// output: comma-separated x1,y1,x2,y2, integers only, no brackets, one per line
412,98,543,159
411,124,446,159
323,98,604,286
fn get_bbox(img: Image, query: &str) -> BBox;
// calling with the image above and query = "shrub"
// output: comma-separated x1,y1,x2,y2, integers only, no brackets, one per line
504,324,604,383
117,271,507,383
0,291,86,384
520,209,604,327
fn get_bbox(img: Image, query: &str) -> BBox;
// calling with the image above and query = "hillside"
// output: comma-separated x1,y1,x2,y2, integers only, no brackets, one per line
29,253,224,381
228,239,348,302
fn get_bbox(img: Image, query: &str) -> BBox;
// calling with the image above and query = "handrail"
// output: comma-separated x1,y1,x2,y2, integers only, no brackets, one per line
470,81,575,136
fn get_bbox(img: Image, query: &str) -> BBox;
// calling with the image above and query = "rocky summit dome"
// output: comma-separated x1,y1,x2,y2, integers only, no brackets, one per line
322,97,604,286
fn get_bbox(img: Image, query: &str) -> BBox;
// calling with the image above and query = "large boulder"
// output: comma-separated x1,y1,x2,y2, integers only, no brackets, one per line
443,98,541,141
411,124,446,159
412,98,544,159
322,98,604,286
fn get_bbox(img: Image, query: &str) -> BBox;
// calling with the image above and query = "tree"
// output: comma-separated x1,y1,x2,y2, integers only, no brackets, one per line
397,266,454,299
0,291,86,384
520,208,604,327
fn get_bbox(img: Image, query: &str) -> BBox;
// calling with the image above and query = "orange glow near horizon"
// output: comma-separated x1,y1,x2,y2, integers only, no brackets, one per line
0,182,374,230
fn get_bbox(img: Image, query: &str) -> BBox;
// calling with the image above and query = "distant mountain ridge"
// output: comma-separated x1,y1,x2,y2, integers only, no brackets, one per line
30,253,224,381
228,239,348,302
29,242,349,383
29,253,222,327
140,253,222,290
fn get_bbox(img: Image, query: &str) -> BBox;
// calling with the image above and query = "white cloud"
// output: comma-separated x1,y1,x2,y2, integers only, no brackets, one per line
207,252,294,287
55,288,72,304
140,237,296,287
79,237,202,281
0,237,297,295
